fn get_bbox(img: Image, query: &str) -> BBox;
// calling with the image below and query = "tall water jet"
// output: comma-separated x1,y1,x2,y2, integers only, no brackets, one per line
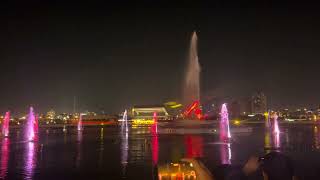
183,31,201,106
34,114,39,135
273,113,280,134
121,110,128,133
272,113,280,148
220,103,231,141
2,111,10,137
120,110,129,177
26,107,36,141
77,114,83,131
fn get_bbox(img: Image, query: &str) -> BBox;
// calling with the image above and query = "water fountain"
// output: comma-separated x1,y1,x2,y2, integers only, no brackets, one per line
264,111,271,128
183,31,201,107
77,114,83,131
26,107,36,141
220,103,231,141
273,113,280,134
34,114,39,134
272,113,280,148
121,110,128,133
121,110,129,177
2,111,10,137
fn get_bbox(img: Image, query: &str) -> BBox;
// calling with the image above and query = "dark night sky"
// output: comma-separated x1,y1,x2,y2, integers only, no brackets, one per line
4,1,320,114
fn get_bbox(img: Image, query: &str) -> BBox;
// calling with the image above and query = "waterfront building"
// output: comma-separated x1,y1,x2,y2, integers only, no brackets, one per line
46,109,56,120
131,105,170,123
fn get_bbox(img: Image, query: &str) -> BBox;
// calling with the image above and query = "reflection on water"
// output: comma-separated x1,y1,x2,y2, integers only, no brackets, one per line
274,130,280,149
99,127,104,167
0,138,9,179
185,136,203,158
3,125,320,179
220,143,232,165
314,126,320,149
76,130,82,168
121,127,128,176
24,142,37,180
264,131,271,153
151,124,159,166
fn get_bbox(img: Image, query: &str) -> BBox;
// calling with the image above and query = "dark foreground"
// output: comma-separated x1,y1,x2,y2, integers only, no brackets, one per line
0,124,320,179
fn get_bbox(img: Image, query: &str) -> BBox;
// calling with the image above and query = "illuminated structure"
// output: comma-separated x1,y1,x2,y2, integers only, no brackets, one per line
46,109,55,120
220,104,231,141
131,105,169,123
2,111,10,137
183,100,202,119
183,31,201,106
26,107,36,141
251,92,267,114
158,162,197,179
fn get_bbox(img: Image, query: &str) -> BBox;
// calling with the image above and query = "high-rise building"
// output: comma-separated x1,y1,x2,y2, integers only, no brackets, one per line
46,109,56,120
230,101,241,118
251,92,267,114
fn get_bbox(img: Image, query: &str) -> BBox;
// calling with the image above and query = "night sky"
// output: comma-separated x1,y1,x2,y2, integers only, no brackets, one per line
4,1,320,114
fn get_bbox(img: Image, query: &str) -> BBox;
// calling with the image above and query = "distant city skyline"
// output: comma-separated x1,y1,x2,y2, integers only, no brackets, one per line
4,2,320,114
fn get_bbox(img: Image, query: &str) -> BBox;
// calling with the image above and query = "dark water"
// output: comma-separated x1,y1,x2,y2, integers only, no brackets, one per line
0,124,320,179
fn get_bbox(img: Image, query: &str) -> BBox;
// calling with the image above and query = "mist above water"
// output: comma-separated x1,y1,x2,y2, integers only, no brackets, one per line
183,31,201,105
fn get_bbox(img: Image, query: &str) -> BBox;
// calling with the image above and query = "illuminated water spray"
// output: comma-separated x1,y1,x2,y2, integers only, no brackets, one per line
34,114,39,134
2,111,10,137
77,114,83,131
26,107,36,141
183,31,201,105
264,111,271,128
121,110,129,177
122,110,128,133
273,113,280,134
220,103,231,140
272,113,280,148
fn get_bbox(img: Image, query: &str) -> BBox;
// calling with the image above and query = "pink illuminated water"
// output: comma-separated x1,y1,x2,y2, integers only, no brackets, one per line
2,111,10,137
151,112,158,166
272,114,280,148
220,103,231,141
77,114,83,131
273,114,280,134
24,142,36,179
0,138,9,179
34,114,39,134
26,107,36,141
